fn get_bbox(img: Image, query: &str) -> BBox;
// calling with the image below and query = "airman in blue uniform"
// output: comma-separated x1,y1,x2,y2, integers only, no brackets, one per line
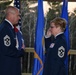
43,17,67,75
0,6,25,75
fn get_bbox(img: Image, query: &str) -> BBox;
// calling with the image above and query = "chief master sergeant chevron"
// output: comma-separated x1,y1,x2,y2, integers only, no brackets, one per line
0,6,25,75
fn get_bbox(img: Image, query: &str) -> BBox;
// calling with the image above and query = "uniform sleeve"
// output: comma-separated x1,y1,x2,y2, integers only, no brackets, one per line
45,35,55,55
56,40,67,59
0,27,25,58
45,36,51,49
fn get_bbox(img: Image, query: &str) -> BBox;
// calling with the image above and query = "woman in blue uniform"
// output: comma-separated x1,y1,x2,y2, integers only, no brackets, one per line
43,17,67,75
0,6,25,75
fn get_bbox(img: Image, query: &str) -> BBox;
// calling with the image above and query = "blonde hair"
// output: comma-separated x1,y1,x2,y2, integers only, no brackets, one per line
50,17,67,31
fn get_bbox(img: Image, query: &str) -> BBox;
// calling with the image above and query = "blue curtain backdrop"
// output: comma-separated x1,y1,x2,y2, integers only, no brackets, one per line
32,0,44,75
61,0,70,75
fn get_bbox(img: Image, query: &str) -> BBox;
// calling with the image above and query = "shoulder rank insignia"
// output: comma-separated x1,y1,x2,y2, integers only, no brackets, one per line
4,35,11,46
58,46,65,58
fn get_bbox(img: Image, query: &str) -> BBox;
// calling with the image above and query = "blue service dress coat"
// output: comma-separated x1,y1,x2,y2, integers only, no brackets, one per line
0,20,25,75
43,33,67,75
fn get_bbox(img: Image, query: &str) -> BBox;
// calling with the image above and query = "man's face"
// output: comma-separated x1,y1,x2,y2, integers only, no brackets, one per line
13,10,20,25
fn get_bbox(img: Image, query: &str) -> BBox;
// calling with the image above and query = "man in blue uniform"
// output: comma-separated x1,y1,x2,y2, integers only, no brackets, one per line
0,6,25,75
43,17,67,75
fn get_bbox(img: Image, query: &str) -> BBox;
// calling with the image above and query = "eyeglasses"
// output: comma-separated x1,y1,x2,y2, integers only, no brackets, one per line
50,26,56,28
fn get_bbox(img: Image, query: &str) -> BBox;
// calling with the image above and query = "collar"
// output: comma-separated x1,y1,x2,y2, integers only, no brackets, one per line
55,32,63,38
5,19,14,28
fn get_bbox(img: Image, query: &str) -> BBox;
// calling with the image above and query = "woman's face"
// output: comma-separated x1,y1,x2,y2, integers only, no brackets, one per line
50,22,60,36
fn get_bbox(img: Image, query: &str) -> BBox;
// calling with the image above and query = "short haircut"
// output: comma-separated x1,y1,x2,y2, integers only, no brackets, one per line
50,17,67,31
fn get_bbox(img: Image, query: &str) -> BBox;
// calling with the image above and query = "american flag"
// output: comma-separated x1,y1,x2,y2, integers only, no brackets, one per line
14,0,20,9
14,0,21,29
14,0,25,50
